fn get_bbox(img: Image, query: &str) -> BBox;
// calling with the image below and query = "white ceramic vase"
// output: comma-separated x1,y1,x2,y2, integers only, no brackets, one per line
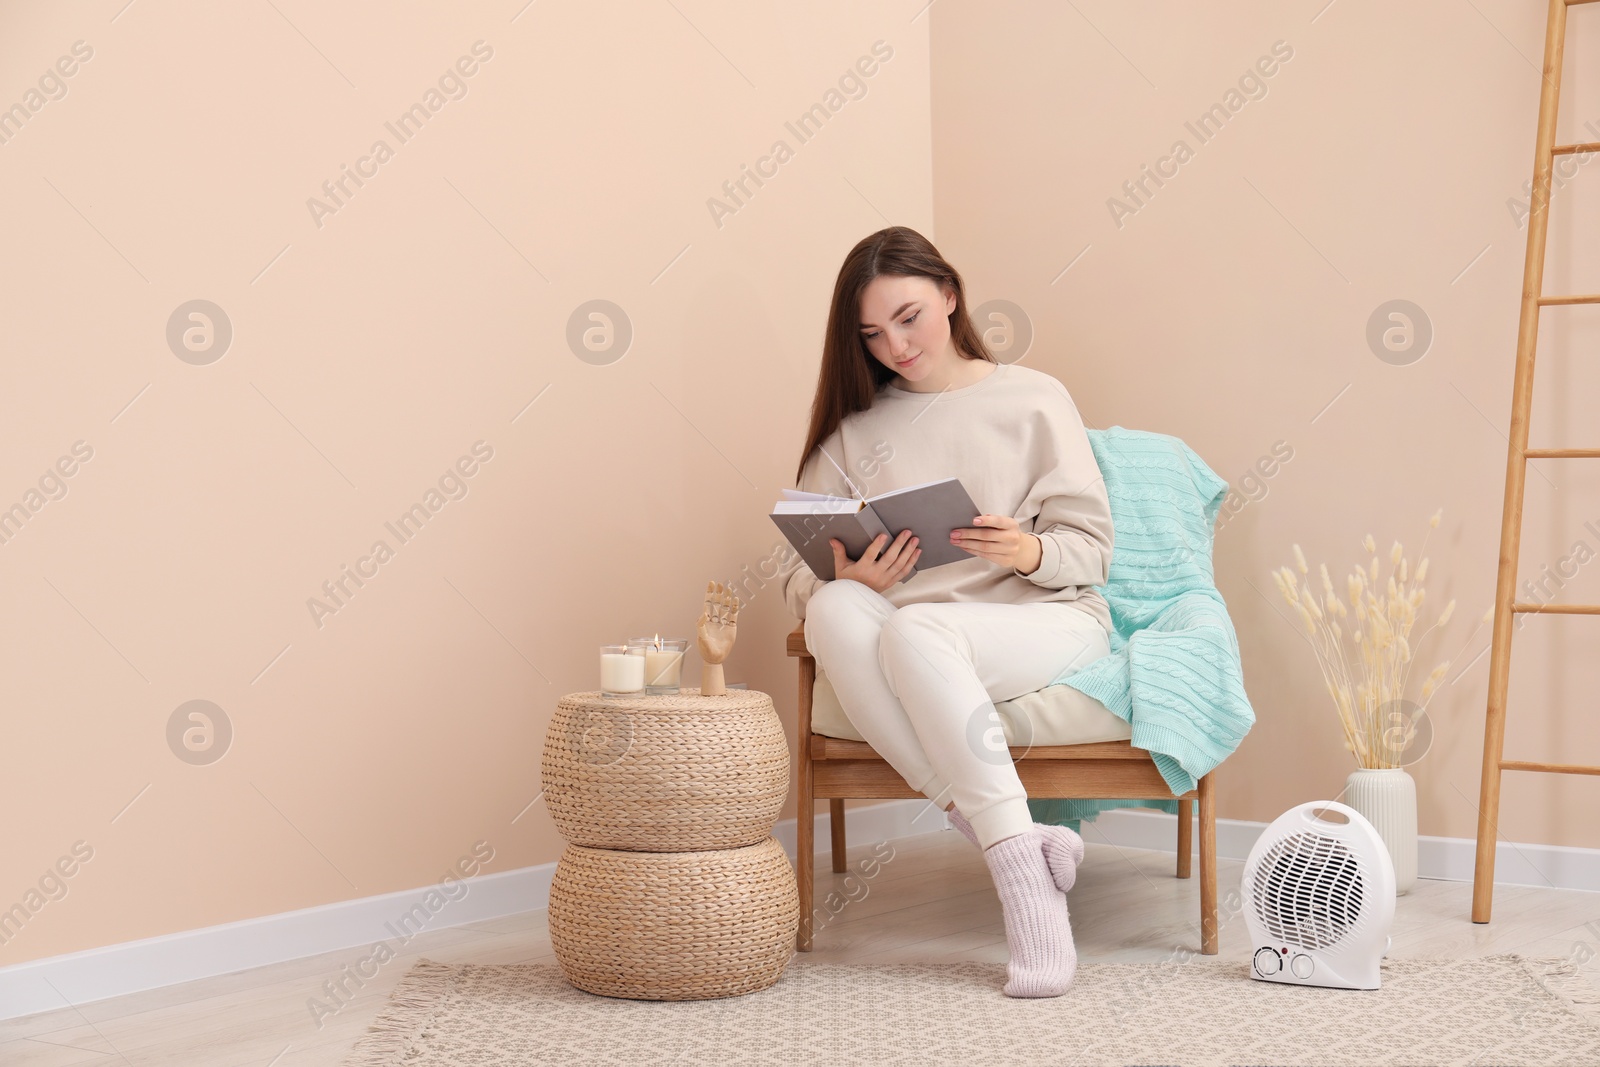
1344,767,1417,894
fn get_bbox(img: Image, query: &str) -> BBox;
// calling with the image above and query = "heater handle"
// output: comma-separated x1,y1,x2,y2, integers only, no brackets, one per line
1300,800,1358,827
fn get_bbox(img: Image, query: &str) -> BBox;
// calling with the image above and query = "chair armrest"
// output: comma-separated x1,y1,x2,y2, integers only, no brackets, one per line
786,622,809,658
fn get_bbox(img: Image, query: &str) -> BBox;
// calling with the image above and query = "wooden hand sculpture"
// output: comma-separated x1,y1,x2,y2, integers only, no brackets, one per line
696,580,741,696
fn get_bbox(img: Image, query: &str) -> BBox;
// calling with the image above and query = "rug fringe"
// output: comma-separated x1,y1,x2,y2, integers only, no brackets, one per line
339,958,458,1067
1518,954,1600,1028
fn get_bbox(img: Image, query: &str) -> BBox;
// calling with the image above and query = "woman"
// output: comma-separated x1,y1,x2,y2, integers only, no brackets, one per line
777,226,1114,998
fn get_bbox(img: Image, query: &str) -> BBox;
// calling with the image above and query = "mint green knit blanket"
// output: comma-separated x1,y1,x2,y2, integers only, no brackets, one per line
1027,427,1255,832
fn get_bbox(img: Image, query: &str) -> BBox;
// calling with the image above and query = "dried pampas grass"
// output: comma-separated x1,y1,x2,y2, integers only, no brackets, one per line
1273,508,1465,769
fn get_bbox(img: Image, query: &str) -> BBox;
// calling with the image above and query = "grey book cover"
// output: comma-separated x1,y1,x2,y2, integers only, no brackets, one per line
769,477,981,583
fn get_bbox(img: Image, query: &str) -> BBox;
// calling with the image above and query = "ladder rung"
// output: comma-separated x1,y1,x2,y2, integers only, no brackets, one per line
1525,447,1600,458
1501,760,1600,776
1553,140,1600,155
1537,293,1600,305
1512,601,1600,614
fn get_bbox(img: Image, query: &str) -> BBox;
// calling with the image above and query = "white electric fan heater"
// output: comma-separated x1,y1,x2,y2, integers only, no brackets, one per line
1241,799,1396,990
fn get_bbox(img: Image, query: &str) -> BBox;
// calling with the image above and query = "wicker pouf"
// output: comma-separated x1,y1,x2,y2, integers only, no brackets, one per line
547,836,798,1000
542,687,797,1000
542,687,788,852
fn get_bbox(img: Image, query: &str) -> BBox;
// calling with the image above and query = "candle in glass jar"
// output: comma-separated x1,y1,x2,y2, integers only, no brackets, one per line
599,644,644,695
632,634,688,694
646,647,685,689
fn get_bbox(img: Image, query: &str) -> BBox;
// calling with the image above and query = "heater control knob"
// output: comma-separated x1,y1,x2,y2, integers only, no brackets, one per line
1253,947,1281,976
1291,953,1315,979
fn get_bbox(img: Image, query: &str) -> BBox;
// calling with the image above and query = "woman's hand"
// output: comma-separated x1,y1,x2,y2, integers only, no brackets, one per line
951,514,1041,574
830,530,920,594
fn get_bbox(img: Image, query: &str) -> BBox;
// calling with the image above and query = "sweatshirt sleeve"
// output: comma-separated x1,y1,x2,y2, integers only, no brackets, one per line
777,433,845,620
1011,384,1114,590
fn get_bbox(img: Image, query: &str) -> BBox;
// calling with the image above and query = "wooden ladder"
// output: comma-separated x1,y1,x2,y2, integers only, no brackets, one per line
1473,0,1600,924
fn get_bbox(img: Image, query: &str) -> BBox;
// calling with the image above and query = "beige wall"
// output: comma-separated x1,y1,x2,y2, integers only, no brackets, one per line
928,0,1600,858
0,2,932,966
2,0,1596,968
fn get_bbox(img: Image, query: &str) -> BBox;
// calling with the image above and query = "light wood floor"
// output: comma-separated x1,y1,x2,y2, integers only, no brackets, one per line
5,825,1598,1066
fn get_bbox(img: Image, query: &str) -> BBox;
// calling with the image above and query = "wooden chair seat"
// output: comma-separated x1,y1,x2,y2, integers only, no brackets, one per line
788,621,1218,954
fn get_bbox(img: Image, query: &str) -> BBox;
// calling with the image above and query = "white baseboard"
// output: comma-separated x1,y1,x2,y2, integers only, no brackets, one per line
2,801,1593,1022
0,856,560,1023
1077,804,1600,894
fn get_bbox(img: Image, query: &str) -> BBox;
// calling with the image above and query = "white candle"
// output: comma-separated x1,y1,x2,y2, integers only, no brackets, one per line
645,649,684,688
600,652,644,693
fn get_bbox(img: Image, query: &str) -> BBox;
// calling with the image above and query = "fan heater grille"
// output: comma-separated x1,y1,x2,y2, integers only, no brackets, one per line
1251,831,1367,950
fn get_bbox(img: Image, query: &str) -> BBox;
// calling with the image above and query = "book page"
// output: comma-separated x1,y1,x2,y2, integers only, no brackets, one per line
780,489,848,502
772,498,865,514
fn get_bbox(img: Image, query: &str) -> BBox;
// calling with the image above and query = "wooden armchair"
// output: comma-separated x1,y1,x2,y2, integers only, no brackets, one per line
788,622,1217,954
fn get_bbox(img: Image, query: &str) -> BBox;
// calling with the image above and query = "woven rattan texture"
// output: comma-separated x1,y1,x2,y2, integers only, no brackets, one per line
543,688,788,852
547,836,798,1001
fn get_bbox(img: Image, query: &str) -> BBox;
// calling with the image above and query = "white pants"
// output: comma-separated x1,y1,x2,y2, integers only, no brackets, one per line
804,579,1112,850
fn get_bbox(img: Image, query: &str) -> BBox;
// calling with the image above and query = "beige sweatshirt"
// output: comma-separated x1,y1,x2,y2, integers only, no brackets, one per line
777,361,1114,631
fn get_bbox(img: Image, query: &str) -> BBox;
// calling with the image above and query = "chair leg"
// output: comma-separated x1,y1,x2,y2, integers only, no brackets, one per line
1176,797,1192,879
797,799,815,952
829,800,847,873
1199,772,1218,955
797,653,816,952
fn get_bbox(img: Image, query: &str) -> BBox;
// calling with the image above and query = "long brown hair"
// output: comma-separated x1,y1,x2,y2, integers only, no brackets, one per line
793,226,997,485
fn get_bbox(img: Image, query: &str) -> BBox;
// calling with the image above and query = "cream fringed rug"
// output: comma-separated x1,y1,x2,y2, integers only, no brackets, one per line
340,953,1600,1067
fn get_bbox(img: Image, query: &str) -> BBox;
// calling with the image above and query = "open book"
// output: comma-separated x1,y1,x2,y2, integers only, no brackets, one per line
769,476,982,583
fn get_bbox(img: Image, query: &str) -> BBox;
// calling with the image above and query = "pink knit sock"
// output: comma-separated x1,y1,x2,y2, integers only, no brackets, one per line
982,828,1078,997
948,807,1085,894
